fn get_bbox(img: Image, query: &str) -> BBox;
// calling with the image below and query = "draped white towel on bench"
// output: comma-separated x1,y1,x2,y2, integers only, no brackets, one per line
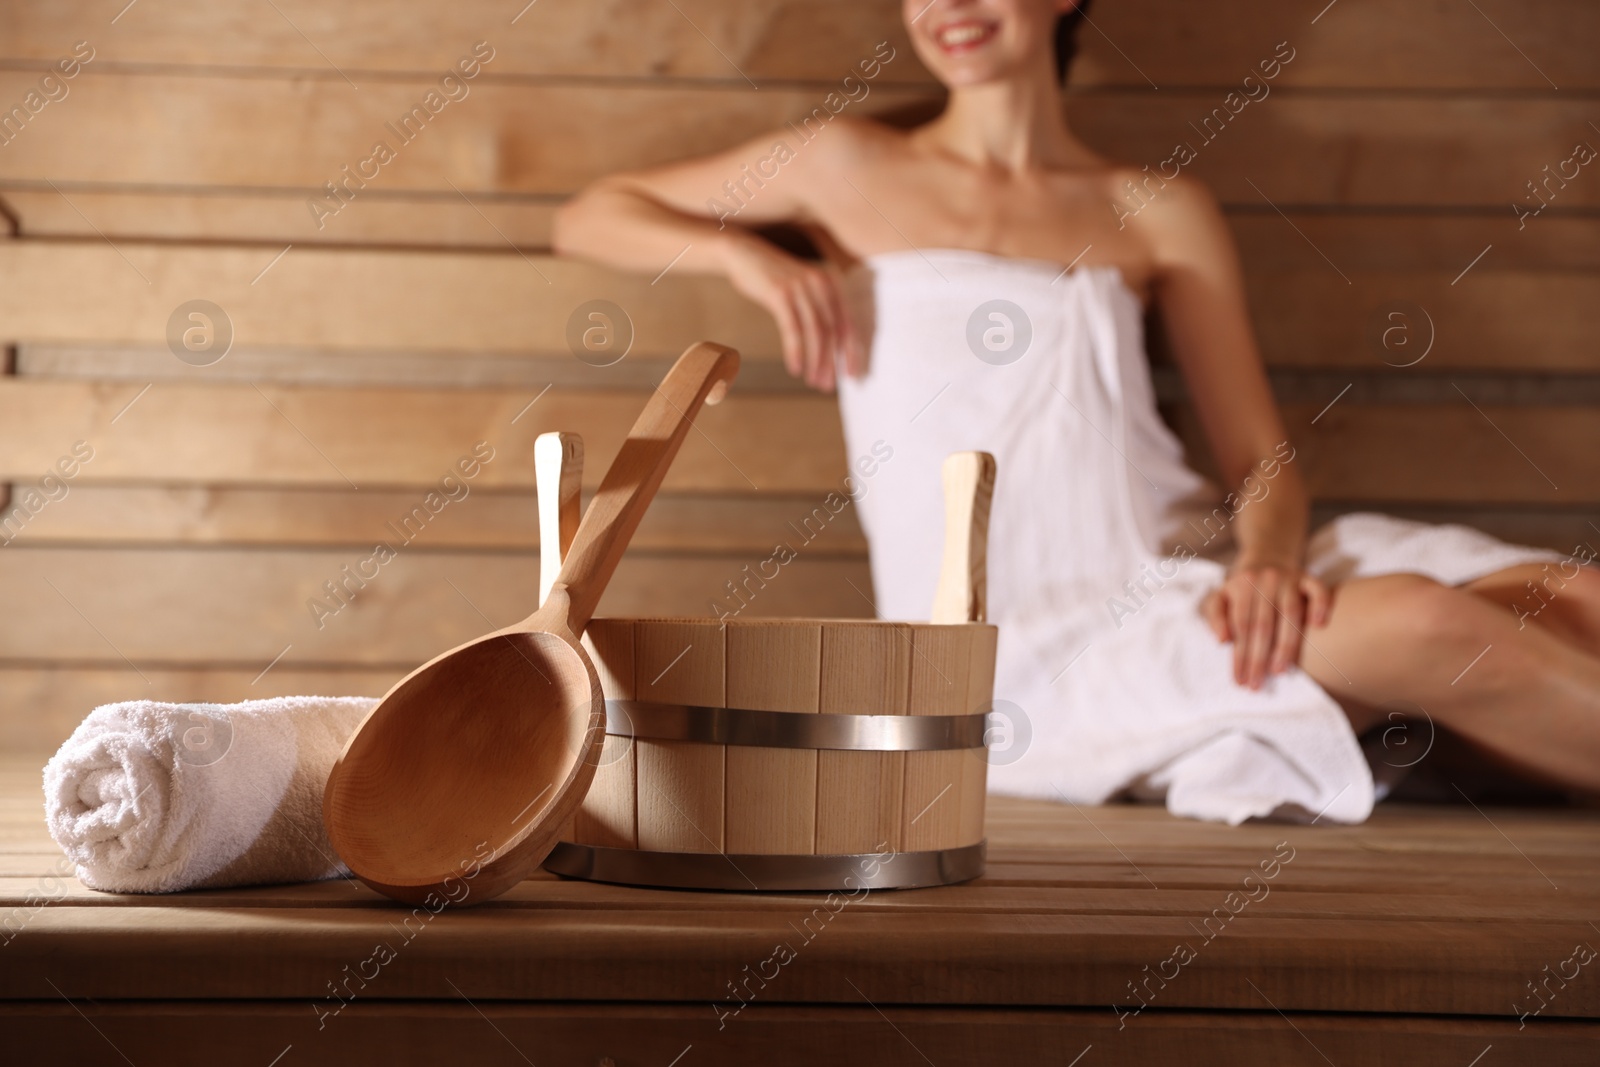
43,696,376,893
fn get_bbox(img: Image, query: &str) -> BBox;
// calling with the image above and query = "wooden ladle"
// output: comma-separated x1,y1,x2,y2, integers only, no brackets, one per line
535,430,583,606
323,342,740,905
930,451,997,625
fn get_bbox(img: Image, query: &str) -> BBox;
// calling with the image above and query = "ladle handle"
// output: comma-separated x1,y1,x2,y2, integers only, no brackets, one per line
535,431,584,607
930,451,997,624
546,341,740,632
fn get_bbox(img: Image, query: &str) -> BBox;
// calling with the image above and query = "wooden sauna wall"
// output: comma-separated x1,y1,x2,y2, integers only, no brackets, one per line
0,1,1593,756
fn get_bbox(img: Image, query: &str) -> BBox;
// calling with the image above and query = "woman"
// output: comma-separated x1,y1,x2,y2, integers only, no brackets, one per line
555,0,1600,822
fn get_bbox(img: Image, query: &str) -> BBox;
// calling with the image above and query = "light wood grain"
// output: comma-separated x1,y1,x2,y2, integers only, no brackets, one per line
1281,403,1600,505
931,451,996,625
1066,94,1600,208
0,665,397,755
535,431,583,605
0,485,868,554
634,619,726,854
0,242,779,355
7,379,1600,505
0,187,563,248
724,620,821,854
575,619,637,849
1167,402,1600,505
3,760,1598,1019
8,197,1598,274
0,242,1593,373
1,78,1590,207
12,344,802,390
0,378,843,492
1227,216,1600,272
1241,270,1600,371
901,624,974,853
815,621,909,854
926,453,997,849
0,547,871,665
0,1,923,82
960,624,998,847
0,74,935,194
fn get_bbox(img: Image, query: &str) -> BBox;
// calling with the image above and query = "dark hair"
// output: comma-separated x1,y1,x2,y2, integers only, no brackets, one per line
1053,1,1093,84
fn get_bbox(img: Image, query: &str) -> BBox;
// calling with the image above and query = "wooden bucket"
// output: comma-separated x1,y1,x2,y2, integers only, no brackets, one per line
544,451,998,891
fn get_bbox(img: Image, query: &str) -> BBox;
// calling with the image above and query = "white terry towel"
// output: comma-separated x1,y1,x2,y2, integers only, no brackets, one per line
43,696,376,893
837,251,1565,826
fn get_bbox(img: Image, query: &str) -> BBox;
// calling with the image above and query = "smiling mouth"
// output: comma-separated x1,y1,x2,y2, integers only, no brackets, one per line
933,20,998,53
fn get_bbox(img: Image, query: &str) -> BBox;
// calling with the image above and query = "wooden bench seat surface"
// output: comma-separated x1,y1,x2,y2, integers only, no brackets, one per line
3,757,1596,1063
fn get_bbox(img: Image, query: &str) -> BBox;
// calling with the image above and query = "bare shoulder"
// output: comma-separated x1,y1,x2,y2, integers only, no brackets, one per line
786,114,913,171
1106,168,1235,269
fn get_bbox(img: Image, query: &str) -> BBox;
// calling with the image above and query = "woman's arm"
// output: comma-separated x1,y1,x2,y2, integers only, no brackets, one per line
553,131,862,390
1136,176,1330,690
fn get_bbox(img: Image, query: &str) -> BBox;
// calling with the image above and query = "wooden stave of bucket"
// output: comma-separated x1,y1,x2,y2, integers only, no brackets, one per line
546,616,995,890
546,451,999,892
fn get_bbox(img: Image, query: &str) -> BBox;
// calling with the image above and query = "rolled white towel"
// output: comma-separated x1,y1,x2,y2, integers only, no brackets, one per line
43,696,376,893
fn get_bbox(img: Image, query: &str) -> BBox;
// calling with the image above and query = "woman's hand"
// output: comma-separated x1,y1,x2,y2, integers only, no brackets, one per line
1201,560,1330,690
721,235,862,392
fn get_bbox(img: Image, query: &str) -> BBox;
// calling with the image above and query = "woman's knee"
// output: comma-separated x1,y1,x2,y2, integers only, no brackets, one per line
1327,573,1476,648
1304,574,1496,694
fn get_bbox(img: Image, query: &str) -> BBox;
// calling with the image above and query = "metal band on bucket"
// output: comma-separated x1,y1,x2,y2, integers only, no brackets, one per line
604,700,987,751
544,840,986,891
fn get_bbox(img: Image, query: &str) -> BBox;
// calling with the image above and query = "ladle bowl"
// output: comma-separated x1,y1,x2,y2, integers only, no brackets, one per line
323,342,740,905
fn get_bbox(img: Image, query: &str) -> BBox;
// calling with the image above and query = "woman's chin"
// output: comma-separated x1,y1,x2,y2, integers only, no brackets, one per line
931,64,1030,90
917,47,1040,90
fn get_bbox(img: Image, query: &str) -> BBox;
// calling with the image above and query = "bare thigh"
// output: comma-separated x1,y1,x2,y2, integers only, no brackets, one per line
1296,569,1600,793
1294,573,1494,733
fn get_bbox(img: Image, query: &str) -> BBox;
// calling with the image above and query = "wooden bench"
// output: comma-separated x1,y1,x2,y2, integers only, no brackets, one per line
4,758,1596,1061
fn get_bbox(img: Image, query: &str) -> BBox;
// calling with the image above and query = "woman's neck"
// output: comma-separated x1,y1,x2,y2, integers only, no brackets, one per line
915,66,1101,173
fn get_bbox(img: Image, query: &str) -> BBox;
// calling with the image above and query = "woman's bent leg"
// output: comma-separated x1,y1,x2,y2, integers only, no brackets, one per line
1295,573,1600,793
1460,561,1600,653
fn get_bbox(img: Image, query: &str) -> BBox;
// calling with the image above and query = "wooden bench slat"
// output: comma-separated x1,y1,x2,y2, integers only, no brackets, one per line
3,1001,1592,1066
2,485,867,552
0,1,921,83
6,377,1597,502
1,243,1593,372
6,875,1597,922
4,902,1595,1015
0,73,937,194
1163,403,1600,505
1067,94,1600,208
0,379,849,491
0,73,1591,206
0,546,873,665
4,0,1596,89
0,243,780,356
0,186,564,249
6,190,1597,274
0,665,400,754
1244,270,1598,371
1072,0,1600,90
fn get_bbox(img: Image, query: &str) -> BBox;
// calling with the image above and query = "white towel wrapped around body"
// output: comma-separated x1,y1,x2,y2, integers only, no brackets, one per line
837,250,1566,826
43,696,376,893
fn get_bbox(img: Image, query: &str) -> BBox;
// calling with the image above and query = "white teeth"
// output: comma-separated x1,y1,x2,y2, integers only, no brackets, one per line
937,23,990,47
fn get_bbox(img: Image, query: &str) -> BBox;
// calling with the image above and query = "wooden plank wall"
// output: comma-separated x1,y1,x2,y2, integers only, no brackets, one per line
0,1,1593,755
